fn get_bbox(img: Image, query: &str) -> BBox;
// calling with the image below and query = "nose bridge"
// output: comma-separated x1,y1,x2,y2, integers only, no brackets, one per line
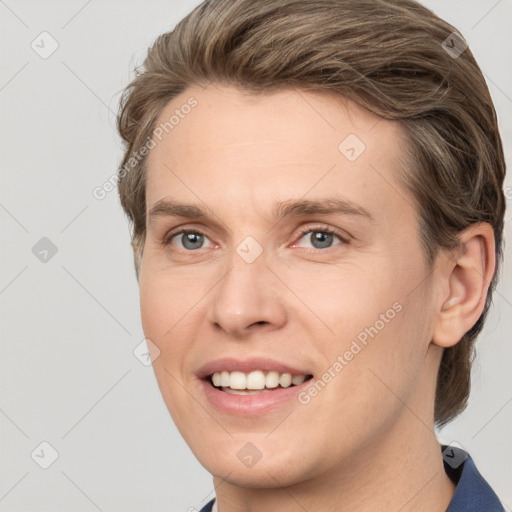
207,244,287,335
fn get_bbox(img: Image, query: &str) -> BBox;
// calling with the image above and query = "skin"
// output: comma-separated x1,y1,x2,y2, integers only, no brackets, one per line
139,83,495,511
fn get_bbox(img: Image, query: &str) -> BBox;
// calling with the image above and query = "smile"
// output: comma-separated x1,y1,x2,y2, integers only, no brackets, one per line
210,370,312,395
197,357,315,414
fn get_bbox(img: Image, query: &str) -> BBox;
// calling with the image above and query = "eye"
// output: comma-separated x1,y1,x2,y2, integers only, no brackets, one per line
164,230,214,251
293,227,348,250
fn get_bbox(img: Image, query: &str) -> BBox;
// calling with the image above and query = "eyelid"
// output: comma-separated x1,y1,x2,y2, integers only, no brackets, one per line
161,226,214,249
161,222,350,250
290,223,351,246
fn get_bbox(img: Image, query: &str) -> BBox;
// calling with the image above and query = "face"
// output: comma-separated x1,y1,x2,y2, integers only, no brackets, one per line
140,84,442,487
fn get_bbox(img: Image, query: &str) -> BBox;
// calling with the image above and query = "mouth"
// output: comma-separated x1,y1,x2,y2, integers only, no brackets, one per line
206,370,314,395
196,358,315,414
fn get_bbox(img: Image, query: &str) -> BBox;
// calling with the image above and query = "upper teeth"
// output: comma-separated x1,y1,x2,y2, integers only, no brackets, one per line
211,371,307,390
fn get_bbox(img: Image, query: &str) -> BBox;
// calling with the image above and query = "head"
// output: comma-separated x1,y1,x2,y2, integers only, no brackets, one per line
117,0,505,487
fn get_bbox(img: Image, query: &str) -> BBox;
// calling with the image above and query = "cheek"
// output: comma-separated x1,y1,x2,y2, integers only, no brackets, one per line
290,254,432,381
279,258,398,337
139,275,170,341
332,280,435,430
139,273,198,419
139,272,190,377
139,263,206,338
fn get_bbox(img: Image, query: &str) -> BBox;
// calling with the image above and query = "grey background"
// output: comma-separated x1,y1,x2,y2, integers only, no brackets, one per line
1,0,511,510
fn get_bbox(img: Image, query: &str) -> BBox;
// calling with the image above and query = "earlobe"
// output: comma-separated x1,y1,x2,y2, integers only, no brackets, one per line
432,223,496,348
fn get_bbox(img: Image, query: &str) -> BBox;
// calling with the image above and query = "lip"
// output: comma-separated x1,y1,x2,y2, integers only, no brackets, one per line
196,357,314,415
196,357,312,379
199,377,313,415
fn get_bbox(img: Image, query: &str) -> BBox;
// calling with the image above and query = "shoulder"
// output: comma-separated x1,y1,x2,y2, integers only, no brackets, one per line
198,499,215,512
443,446,505,511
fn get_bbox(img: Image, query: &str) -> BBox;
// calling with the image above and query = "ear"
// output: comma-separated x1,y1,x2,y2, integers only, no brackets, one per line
432,223,496,348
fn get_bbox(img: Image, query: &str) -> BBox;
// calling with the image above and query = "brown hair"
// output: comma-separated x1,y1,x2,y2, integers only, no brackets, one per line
116,0,506,425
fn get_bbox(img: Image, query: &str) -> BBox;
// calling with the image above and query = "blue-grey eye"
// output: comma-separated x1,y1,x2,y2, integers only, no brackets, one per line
180,232,204,250
296,229,342,250
309,231,334,249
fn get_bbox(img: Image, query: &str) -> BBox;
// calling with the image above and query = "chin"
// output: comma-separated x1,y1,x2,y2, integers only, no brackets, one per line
187,432,318,489
204,456,308,489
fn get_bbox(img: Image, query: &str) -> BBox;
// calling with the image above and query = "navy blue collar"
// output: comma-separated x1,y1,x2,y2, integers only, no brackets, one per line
198,447,504,511
443,445,504,511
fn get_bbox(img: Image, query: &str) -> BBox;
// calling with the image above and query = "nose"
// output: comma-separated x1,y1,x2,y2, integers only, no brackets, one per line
206,251,288,338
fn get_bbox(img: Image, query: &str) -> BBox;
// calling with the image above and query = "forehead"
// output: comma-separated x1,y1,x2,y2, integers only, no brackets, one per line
144,84,409,221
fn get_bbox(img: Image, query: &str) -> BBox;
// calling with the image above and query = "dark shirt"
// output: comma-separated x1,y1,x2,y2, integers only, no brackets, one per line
444,446,504,511
198,446,504,511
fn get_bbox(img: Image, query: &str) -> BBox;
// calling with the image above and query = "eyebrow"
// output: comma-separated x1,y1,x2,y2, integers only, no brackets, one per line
147,197,375,225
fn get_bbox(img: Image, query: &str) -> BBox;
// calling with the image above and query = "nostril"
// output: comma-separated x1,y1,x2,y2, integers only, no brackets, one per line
251,321,268,327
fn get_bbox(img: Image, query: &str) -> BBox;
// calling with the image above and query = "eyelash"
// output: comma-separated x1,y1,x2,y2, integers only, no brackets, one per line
161,224,349,252
293,226,349,250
